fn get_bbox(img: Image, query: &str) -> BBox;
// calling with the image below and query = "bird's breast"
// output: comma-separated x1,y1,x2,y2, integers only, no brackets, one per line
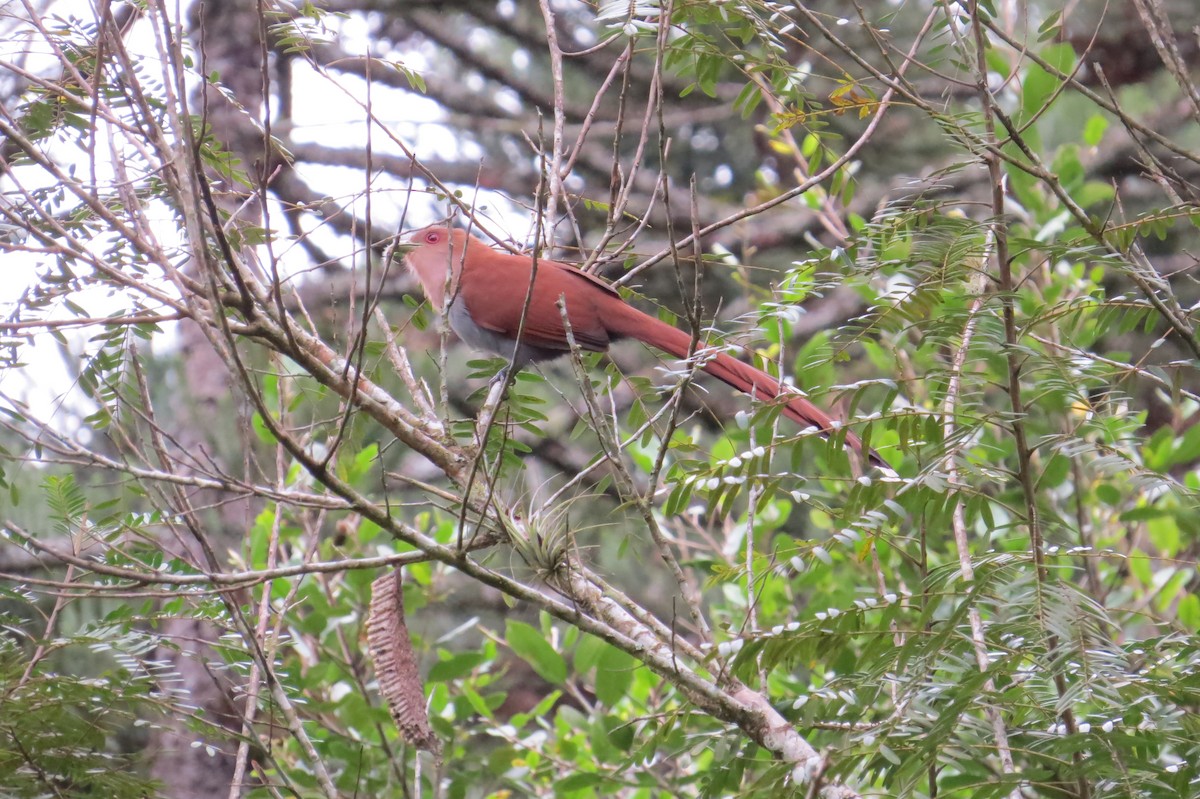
447,295,567,367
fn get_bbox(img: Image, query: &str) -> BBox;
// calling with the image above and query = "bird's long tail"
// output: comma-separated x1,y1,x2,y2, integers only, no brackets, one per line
608,304,886,467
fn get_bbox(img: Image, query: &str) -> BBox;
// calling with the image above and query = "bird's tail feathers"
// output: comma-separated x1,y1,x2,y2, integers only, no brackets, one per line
608,305,886,467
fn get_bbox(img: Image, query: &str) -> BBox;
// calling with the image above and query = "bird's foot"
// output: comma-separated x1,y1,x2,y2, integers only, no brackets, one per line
487,365,511,390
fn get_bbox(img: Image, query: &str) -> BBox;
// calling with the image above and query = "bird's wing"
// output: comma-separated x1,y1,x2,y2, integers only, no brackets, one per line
457,251,618,353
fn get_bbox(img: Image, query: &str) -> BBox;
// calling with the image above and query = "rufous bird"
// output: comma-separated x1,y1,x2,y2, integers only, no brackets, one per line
403,225,884,467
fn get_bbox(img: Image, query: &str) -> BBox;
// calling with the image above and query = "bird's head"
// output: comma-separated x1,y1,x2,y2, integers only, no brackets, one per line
401,225,471,309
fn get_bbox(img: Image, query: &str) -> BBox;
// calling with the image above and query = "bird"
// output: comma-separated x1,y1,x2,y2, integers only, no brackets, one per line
402,224,884,467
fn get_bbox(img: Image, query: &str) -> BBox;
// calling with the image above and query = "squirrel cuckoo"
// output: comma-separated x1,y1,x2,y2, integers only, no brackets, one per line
403,225,884,467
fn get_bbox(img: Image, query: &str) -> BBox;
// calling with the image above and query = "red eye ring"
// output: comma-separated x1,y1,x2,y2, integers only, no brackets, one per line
425,231,440,243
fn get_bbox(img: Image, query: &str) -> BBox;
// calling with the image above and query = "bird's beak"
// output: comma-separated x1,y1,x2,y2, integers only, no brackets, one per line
390,237,418,267
394,231,420,251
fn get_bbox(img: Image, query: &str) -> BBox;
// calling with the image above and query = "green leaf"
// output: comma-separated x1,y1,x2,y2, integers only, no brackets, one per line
1083,113,1108,146
1021,43,1075,119
1178,594,1200,631
1037,10,1063,41
595,645,636,706
1128,548,1152,585
1095,483,1121,505
1154,568,1190,613
506,620,566,684
1075,180,1115,208
555,772,605,793
461,685,495,719
1147,514,1180,558
574,633,606,675
985,47,1010,76
1051,143,1084,192
428,651,486,683
1166,422,1200,468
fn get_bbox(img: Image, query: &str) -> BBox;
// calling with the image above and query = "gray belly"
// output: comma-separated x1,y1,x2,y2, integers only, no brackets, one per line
447,296,566,368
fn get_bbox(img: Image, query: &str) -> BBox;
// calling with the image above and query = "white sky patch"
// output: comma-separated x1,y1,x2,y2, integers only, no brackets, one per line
2,3,538,428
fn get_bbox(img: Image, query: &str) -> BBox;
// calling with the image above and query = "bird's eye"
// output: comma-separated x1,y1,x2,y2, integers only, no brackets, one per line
425,231,440,243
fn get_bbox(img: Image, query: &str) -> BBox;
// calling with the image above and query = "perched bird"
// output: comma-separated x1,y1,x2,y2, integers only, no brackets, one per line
403,224,883,466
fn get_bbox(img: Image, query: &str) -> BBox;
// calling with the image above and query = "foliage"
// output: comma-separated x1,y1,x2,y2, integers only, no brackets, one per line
2,1,1200,798
0,582,166,798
